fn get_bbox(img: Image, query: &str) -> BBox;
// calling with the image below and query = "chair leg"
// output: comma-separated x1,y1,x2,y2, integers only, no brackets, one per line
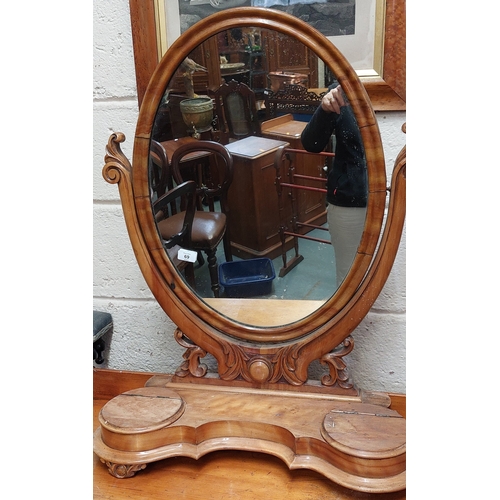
93,338,106,364
197,251,205,266
223,234,233,262
205,249,220,298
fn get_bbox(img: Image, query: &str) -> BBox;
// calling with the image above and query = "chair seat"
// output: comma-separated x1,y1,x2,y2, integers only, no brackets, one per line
191,212,226,248
157,212,189,242
158,211,226,249
93,311,113,342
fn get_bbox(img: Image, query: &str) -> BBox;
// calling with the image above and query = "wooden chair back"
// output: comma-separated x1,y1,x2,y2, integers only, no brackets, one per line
264,84,325,119
153,180,198,287
210,80,261,143
149,139,171,200
170,140,235,297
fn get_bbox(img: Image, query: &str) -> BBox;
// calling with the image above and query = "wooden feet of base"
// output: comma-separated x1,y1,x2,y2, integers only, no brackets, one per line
100,460,147,478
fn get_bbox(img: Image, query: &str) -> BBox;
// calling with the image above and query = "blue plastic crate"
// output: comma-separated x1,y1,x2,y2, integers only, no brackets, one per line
219,258,276,298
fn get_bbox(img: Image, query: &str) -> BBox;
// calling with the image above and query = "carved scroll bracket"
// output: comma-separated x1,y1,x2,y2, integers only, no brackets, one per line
174,328,208,378
102,132,132,184
173,327,356,391
320,335,354,388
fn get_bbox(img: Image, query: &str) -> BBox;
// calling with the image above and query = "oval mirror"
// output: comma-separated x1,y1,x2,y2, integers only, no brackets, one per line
150,28,369,327
132,7,387,344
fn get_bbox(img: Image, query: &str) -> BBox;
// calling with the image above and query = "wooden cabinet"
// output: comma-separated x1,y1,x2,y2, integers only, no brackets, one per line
264,30,319,88
261,114,327,232
217,28,267,93
218,49,268,93
169,36,222,95
225,136,293,260
170,29,319,96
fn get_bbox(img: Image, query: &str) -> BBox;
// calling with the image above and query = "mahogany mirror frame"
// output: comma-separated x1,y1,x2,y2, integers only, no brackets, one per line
103,7,406,386
129,0,406,111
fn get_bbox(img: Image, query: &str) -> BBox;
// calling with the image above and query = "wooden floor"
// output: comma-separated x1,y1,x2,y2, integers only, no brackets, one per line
93,370,406,499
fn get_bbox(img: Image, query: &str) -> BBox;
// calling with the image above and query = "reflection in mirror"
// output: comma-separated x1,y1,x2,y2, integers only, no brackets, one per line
149,27,366,325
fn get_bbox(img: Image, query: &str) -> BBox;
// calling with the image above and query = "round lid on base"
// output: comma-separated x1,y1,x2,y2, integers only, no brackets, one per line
99,387,185,434
321,401,406,459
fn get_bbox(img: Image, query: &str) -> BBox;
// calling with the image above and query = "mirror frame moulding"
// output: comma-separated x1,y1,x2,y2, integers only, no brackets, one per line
105,5,407,380
128,0,406,111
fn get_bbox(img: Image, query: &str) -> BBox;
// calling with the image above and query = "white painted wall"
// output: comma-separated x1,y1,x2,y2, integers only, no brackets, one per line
93,0,406,394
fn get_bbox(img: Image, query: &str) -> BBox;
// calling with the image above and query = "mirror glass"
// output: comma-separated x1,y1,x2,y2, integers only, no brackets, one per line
148,27,367,327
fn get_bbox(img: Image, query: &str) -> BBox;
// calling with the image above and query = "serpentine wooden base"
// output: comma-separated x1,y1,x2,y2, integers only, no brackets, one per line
93,382,405,493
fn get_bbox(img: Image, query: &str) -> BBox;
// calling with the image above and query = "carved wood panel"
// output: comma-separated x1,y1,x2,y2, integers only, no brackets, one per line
264,29,319,89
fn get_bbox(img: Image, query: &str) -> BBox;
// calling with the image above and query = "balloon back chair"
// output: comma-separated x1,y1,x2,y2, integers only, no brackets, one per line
170,140,234,298
149,139,174,201
153,180,198,288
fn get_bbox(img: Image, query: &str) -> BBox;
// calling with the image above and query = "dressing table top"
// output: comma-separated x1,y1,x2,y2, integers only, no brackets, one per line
204,298,326,327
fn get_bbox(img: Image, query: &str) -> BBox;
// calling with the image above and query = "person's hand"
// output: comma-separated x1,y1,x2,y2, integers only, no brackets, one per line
321,85,346,114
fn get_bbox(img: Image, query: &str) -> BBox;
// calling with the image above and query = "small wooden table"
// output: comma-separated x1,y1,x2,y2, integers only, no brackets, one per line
160,137,211,166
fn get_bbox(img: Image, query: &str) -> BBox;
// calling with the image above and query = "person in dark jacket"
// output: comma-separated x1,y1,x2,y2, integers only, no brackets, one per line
301,82,368,287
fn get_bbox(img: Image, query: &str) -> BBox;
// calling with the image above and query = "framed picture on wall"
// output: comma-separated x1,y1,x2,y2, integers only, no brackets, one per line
177,0,356,36
132,0,405,110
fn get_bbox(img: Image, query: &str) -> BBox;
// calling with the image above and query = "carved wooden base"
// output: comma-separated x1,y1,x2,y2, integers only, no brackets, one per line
93,382,405,493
